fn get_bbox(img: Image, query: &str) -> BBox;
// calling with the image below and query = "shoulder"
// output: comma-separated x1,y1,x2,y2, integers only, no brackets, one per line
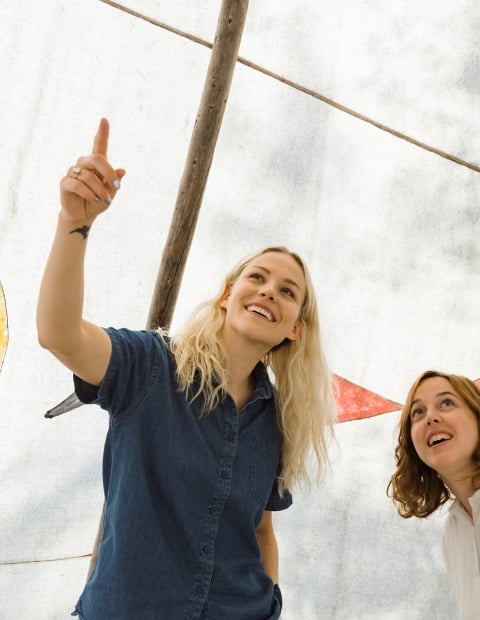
106,327,171,360
96,329,174,406
106,326,167,345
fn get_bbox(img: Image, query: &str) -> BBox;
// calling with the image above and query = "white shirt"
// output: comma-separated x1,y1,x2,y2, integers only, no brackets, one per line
442,489,480,619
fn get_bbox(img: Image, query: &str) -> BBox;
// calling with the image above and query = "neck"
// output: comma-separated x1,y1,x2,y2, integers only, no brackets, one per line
224,347,259,391
443,472,479,518
220,327,269,381
220,332,267,410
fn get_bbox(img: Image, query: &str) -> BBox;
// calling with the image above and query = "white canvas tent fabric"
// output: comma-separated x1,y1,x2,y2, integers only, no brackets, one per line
1,1,479,617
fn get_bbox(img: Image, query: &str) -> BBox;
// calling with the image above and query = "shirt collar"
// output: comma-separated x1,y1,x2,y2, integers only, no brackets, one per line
193,361,273,410
468,488,480,521
210,362,273,398
251,361,274,400
449,488,480,522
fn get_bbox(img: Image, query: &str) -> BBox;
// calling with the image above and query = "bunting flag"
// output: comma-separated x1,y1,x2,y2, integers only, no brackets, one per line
43,373,479,422
334,374,402,422
335,376,480,422
0,283,7,372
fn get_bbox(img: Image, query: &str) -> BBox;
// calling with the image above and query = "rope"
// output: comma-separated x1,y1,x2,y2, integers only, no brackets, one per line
0,553,91,566
99,0,480,174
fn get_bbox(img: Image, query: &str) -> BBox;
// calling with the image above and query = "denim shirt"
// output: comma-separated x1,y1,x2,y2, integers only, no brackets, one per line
72,328,292,620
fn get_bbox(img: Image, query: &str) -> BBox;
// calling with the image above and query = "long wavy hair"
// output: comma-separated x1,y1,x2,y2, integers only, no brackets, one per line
160,247,336,494
388,370,480,518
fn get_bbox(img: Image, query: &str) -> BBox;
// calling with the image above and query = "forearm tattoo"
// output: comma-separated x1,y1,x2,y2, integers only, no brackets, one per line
69,225,91,239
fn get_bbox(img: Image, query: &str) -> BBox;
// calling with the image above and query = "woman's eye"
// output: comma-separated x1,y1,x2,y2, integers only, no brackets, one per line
281,287,295,298
410,408,423,419
440,398,454,408
248,273,264,281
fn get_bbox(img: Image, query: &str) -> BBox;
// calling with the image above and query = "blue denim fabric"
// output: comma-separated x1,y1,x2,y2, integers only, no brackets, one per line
71,328,291,619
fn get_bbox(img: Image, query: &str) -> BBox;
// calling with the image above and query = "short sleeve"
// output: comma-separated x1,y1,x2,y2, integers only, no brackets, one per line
265,476,293,511
74,374,100,404
73,327,169,417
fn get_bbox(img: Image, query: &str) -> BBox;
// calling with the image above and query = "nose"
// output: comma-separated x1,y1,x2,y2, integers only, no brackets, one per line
260,288,275,300
425,408,440,425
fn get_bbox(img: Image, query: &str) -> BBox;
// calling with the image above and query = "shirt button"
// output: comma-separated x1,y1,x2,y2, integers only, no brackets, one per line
221,469,230,480
209,506,220,516
202,544,212,554
195,585,206,595
226,431,235,441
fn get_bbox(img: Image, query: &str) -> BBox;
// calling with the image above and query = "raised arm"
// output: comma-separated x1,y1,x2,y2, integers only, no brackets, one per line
36,118,125,386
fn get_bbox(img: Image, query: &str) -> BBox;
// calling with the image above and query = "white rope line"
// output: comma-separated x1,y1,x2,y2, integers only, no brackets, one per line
1,554,91,566
99,0,480,174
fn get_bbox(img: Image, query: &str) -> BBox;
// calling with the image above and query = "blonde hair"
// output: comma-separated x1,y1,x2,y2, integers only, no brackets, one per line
388,370,480,518
160,247,336,493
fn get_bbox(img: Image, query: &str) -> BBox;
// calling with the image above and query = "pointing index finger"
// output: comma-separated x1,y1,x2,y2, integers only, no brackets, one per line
92,117,109,156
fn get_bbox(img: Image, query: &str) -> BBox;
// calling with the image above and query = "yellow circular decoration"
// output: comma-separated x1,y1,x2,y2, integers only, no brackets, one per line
0,282,8,371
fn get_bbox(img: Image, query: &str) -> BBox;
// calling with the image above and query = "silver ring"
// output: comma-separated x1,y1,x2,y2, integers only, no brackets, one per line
72,166,81,178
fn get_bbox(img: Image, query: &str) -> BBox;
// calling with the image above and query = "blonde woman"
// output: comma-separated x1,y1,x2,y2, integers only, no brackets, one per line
37,119,335,620
388,370,480,619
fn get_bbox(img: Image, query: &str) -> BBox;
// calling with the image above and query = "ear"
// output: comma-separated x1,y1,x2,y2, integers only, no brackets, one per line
286,320,303,341
220,287,231,309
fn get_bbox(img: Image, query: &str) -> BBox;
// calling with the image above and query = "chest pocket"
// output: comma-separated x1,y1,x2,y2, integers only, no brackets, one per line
249,437,280,505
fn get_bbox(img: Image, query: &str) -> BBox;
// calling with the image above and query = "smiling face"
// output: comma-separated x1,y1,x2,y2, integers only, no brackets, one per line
220,251,306,352
409,376,479,484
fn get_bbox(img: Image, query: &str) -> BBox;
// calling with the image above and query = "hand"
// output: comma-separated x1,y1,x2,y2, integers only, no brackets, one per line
60,118,126,223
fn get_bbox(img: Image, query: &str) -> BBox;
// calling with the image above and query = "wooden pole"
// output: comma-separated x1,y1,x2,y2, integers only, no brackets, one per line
147,0,250,329
87,0,250,578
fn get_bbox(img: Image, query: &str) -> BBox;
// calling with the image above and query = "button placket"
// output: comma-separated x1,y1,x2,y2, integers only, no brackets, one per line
183,404,240,619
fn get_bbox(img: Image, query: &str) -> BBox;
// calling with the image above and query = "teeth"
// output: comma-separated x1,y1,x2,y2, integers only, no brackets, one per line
247,305,274,322
428,433,452,447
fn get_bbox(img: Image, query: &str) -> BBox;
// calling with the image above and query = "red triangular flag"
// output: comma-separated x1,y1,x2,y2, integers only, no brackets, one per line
334,375,402,423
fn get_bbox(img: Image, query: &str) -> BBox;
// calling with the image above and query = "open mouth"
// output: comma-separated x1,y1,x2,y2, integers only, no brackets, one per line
246,305,275,322
427,433,453,447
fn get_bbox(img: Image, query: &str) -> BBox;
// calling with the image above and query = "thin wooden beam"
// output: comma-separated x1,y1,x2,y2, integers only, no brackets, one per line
101,0,480,175
146,0,250,329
